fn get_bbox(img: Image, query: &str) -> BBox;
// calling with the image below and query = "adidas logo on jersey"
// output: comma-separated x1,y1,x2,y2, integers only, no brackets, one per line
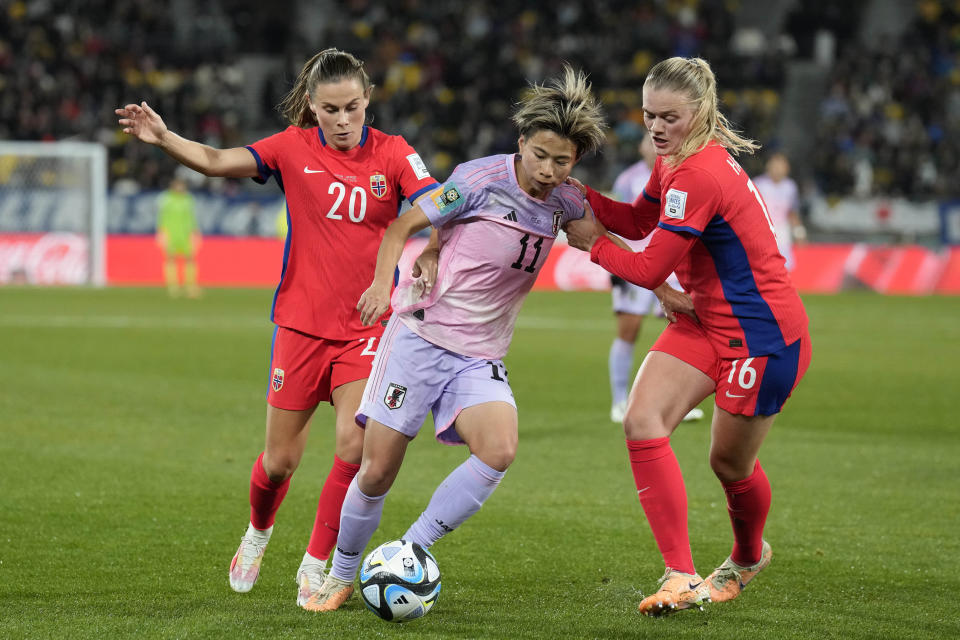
503,210,518,222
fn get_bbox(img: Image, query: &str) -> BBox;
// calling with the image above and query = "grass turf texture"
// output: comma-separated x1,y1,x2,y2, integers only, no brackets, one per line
1,287,957,639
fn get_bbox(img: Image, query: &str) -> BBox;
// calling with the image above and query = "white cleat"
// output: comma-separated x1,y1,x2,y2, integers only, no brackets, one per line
229,531,270,593
682,408,705,422
296,559,330,608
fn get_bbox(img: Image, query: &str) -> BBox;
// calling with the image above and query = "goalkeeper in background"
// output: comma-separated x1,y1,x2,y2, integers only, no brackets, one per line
156,176,201,298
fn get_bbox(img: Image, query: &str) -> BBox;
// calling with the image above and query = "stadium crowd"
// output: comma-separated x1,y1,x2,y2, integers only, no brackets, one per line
4,0,956,199
812,0,960,200
2,0,783,192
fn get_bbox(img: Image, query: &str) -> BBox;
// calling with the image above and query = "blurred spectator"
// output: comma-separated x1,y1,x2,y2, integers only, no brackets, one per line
2,0,787,192
813,1,960,199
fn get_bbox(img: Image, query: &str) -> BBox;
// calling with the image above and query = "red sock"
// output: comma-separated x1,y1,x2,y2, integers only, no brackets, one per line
249,452,291,530
306,455,361,560
722,460,771,567
626,437,694,575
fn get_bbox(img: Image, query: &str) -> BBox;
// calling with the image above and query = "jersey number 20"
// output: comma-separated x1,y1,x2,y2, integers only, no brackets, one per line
326,183,367,222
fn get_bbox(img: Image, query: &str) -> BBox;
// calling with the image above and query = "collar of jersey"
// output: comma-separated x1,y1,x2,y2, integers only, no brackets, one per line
316,125,369,148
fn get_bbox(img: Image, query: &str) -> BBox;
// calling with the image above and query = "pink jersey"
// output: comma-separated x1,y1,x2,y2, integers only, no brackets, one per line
391,154,585,359
611,160,654,251
246,125,438,340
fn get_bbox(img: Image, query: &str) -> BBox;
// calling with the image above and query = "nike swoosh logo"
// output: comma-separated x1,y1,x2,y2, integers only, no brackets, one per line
688,581,702,590
303,167,325,174
725,391,746,398
637,487,650,494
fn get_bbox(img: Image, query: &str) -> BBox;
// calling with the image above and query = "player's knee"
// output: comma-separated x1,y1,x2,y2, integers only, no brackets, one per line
477,437,517,472
622,409,666,441
263,456,297,483
356,460,395,496
709,450,752,483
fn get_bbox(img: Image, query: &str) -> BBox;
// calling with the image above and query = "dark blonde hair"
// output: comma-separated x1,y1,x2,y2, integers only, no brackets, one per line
278,48,372,128
645,57,759,166
512,65,607,159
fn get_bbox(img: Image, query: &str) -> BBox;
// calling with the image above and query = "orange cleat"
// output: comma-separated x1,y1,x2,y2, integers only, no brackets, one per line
637,568,707,616
699,540,772,603
301,574,355,612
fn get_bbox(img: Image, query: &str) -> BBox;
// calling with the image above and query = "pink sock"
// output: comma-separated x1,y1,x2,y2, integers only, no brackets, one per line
306,455,361,560
723,460,771,566
626,437,694,575
249,452,290,530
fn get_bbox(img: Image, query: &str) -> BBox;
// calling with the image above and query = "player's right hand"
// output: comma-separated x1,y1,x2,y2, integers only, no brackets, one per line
116,101,167,146
411,246,439,295
357,282,391,326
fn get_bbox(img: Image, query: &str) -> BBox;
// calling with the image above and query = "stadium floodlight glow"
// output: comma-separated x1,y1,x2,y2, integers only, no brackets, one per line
0,141,108,286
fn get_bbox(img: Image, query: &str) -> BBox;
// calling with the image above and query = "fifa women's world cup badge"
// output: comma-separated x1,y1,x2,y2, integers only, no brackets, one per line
370,172,389,199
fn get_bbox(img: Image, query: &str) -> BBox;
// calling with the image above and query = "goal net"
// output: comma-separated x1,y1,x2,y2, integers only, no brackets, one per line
0,141,108,286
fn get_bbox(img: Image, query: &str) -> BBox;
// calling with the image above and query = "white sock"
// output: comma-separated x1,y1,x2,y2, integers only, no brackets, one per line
609,338,634,405
246,523,273,543
300,551,326,567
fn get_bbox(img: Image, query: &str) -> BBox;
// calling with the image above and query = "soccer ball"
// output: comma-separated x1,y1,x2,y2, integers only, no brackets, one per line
359,539,441,622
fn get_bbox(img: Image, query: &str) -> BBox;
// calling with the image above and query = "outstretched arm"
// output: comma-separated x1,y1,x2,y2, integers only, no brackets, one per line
357,207,433,326
585,185,660,240
116,101,258,178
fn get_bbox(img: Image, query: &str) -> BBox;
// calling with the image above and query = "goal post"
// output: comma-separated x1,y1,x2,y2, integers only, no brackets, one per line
0,141,108,286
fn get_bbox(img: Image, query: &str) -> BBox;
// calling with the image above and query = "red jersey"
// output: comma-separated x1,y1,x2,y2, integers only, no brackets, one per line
588,143,808,358
246,126,438,340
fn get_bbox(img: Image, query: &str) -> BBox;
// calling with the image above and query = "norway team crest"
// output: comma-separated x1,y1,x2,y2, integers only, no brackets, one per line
552,210,563,236
384,383,407,409
272,367,284,392
370,172,388,199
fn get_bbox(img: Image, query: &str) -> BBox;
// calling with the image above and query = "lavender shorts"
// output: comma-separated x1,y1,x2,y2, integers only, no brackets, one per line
356,316,516,445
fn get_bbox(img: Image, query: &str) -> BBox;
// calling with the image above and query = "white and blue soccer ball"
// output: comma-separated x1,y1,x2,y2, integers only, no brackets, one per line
359,539,441,622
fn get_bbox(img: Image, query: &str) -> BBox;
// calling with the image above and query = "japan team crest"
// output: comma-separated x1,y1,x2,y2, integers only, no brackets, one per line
384,383,407,409
552,210,563,236
369,172,388,199
272,367,284,392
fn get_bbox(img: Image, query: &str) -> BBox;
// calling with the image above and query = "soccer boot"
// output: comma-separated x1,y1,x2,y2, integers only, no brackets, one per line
301,574,354,612
699,540,772,603
682,408,705,422
228,531,269,593
296,557,330,607
637,568,707,616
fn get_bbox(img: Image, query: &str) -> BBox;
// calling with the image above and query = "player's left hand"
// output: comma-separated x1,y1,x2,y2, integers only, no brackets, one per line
412,246,439,295
656,285,698,324
357,282,391,326
564,201,606,252
565,176,587,196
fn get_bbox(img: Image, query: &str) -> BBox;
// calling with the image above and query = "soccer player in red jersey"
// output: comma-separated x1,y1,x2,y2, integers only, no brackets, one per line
116,49,439,608
565,57,811,616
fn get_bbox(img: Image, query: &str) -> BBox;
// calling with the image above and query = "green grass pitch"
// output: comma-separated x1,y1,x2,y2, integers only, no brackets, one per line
1,287,958,639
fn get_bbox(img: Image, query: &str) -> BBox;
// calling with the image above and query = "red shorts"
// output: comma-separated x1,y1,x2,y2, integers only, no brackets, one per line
266,326,381,410
650,315,811,416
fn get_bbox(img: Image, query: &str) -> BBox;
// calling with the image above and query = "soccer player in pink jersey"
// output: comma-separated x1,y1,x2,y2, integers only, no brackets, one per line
753,152,806,272
607,132,703,424
301,66,607,612
565,57,811,616
117,49,440,608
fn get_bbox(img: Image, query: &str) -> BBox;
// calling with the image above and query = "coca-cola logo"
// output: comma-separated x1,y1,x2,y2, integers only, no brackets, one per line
0,233,89,284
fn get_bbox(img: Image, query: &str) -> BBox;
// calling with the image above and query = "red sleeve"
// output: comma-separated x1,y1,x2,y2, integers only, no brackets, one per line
390,136,440,204
589,227,698,289
245,127,295,184
585,186,660,240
